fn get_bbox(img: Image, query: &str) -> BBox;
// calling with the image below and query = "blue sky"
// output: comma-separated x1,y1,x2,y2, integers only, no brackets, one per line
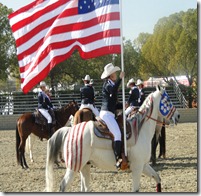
1,0,197,41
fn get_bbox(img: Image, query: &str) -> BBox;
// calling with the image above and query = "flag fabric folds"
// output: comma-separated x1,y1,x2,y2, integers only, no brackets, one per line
9,0,121,93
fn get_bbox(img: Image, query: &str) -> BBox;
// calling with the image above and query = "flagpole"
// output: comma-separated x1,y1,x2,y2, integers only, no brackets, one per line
119,0,127,157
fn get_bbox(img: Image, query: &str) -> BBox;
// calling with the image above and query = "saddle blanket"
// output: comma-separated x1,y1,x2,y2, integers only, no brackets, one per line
64,122,87,172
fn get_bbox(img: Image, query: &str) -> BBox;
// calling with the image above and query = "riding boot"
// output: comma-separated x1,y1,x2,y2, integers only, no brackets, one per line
47,123,53,138
113,140,122,170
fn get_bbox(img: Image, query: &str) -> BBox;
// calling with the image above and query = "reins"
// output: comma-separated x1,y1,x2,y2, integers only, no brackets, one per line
138,110,169,127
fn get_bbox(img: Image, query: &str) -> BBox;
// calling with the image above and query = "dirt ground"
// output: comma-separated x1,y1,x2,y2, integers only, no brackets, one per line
0,122,197,193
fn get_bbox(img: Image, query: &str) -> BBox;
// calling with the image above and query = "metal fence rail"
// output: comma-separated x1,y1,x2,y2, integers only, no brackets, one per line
0,84,188,115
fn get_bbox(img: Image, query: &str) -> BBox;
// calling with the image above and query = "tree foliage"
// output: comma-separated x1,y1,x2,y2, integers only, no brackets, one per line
0,4,17,81
140,9,197,85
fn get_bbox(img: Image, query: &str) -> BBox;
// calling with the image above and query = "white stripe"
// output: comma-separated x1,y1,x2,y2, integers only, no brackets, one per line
17,4,119,57
12,2,77,40
20,36,120,84
9,0,66,26
77,122,85,171
18,20,120,68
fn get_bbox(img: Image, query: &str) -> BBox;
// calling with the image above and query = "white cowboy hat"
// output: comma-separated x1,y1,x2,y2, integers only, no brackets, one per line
136,79,143,86
82,75,90,81
39,81,46,87
101,63,120,79
126,78,135,88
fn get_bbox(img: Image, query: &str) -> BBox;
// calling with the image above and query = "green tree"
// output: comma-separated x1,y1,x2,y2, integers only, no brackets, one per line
0,4,17,81
140,9,197,107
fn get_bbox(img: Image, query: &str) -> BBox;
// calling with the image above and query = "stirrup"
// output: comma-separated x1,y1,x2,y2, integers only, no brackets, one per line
116,158,123,170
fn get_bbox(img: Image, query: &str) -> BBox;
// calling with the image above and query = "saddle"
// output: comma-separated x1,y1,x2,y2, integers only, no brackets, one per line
33,109,56,126
94,117,132,141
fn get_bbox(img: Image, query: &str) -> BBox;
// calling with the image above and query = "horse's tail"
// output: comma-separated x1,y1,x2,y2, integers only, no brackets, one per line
45,127,69,192
16,122,21,165
45,138,55,192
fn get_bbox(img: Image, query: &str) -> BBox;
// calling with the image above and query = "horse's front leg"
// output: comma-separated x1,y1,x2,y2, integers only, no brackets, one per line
142,163,161,192
80,163,91,192
130,163,144,192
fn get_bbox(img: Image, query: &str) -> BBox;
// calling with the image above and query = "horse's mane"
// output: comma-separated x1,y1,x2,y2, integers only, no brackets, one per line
54,101,75,113
139,92,153,113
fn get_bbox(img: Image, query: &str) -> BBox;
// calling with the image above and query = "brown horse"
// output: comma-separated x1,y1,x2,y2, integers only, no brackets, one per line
16,101,79,169
73,108,95,125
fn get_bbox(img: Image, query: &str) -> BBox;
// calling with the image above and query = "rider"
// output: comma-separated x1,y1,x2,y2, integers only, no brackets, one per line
79,75,99,117
100,63,125,170
38,81,54,138
125,78,140,116
136,79,145,107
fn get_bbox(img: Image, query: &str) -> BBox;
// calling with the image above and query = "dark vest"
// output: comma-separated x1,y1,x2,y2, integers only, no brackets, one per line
127,86,139,107
38,91,53,109
101,78,121,114
80,85,95,104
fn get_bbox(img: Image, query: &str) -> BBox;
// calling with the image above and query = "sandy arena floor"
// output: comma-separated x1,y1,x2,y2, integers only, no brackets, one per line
0,122,197,193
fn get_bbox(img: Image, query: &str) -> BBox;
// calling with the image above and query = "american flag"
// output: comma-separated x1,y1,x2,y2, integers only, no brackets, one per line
9,0,121,93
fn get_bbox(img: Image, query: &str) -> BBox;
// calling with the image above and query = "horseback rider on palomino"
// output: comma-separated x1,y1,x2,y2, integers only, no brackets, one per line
100,63,125,170
79,75,100,118
38,81,54,138
125,78,140,117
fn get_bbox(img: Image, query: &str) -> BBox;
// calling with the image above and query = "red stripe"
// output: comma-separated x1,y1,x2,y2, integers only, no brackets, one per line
15,7,78,48
78,122,87,171
17,11,119,59
19,28,120,74
70,124,77,170
8,0,42,19
10,0,70,32
21,44,120,94
66,126,76,169
74,123,82,171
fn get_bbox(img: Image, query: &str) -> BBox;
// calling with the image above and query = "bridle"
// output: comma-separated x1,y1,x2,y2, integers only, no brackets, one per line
138,91,175,127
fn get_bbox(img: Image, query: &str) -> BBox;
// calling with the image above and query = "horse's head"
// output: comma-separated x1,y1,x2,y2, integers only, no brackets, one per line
70,100,79,116
155,85,180,125
64,100,79,116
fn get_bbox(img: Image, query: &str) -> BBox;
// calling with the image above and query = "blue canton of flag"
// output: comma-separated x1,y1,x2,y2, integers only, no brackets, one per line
78,0,119,14
159,92,173,116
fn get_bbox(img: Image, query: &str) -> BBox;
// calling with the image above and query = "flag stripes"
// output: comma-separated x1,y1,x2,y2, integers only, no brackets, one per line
65,122,87,172
9,0,121,93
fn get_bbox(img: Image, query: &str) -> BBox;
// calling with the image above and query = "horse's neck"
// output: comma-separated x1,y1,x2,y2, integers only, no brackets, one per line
130,99,159,143
56,107,72,127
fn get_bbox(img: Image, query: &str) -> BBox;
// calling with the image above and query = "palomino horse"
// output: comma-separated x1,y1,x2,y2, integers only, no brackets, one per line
45,86,180,192
73,108,95,125
16,101,79,169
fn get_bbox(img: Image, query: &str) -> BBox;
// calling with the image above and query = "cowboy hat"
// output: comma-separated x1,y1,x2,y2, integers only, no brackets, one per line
39,81,46,87
136,79,143,86
126,78,135,88
101,63,121,79
82,75,90,81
